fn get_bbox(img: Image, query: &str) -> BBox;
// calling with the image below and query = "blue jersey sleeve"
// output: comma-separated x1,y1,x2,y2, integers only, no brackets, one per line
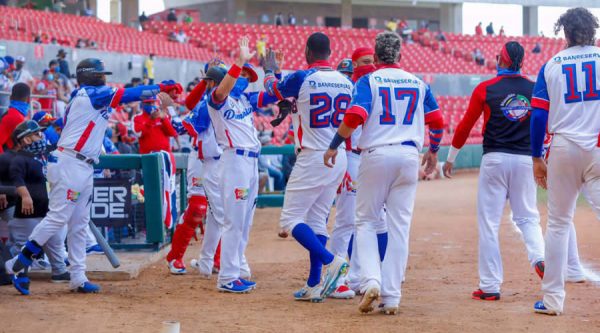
85,86,119,110
349,75,373,115
184,101,212,135
247,91,279,110
531,64,550,111
265,70,307,99
423,85,440,114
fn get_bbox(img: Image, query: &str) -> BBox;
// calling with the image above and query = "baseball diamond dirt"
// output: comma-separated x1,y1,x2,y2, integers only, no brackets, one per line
1,171,599,333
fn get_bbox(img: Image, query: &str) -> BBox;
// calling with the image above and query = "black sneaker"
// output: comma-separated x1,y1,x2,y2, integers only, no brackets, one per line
51,271,70,283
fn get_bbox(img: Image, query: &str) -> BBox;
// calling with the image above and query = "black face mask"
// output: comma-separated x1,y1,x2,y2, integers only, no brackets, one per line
16,63,23,70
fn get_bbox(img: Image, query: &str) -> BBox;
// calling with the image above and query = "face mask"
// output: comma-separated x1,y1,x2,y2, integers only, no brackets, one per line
23,138,47,155
16,63,23,70
352,64,376,83
47,74,54,81
142,104,157,114
230,77,249,98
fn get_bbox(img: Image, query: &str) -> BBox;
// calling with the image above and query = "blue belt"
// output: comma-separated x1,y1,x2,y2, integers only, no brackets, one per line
235,149,260,158
402,141,416,148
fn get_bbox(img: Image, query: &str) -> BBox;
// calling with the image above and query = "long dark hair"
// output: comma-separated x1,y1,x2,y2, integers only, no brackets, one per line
555,7,599,47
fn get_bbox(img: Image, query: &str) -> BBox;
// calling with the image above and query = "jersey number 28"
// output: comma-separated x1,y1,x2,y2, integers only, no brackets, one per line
378,87,419,125
309,93,352,128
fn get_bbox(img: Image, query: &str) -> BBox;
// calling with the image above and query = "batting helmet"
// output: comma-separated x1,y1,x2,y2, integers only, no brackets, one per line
337,58,353,74
76,58,112,86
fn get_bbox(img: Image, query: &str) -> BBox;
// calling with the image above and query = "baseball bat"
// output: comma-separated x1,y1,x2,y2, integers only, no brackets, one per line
88,220,121,268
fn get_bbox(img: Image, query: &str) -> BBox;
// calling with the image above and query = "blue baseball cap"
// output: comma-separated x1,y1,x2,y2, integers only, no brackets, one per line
337,58,353,74
32,111,57,125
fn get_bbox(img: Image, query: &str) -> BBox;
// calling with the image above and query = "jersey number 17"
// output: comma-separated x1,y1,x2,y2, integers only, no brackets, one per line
378,87,419,125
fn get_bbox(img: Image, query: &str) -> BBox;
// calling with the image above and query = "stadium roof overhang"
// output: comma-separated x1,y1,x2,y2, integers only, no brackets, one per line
166,0,600,8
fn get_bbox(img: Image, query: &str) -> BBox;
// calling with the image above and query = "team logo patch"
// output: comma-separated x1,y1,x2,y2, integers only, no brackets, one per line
67,189,80,202
234,188,249,201
191,177,203,187
500,94,531,122
308,80,317,89
553,56,562,63
374,76,383,83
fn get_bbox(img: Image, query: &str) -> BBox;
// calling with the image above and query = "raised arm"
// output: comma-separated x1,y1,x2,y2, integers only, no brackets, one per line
213,36,255,103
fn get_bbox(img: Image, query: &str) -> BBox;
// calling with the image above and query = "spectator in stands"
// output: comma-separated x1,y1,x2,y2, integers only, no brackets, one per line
288,13,296,26
486,22,495,36
144,54,155,85
13,56,34,89
184,14,193,24
50,37,58,45
87,40,98,49
139,11,148,25
499,26,505,37
275,12,284,26
133,94,178,154
472,49,485,66
475,22,483,36
0,59,11,113
256,36,267,66
52,1,66,13
260,13,269,24
532,42,542,54
56,49,70,78
167,9,177,22
436,29,447,42
175,29,188,43
75,39,85,48
35,69,58,113
385,18,398,32
0,83,30,154
33,34,42,44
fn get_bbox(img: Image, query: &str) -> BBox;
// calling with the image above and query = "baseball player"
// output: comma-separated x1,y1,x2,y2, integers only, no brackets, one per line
324,31,444,315
336,59,353,80
207,37,278,293
263,32,352,302
530,8,600,315
172,65,228,277
442,42,546,301
4,58,181,295
329,47,388,298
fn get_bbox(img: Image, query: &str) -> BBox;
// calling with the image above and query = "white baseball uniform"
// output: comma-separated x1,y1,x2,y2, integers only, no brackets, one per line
532,45,600,313
348,64,442,307
207,90,264,285
266,64,351,237
27,85,146,289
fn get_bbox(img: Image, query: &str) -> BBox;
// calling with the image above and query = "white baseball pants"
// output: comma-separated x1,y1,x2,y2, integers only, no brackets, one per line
477,152,545,293
217,149,258,285
543,135,600,313
29,150,93,289
197,157,224,275
356,144,419,308
279,149,347,237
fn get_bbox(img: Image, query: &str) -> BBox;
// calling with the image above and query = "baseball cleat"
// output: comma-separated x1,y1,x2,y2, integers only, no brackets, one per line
86,244,104,255
189,259,211,279
218,279,252,293
472,289,500,301
168,259,187,275
12,273,31,296
294,284,323,303
566,275,586,283
75,281,101,293
320,256,349,298
358,285,380,314
51,271,71,283
378,304,399,315
330,284,356,299
535,261,545,279
239,278,257,290
534,301,560,316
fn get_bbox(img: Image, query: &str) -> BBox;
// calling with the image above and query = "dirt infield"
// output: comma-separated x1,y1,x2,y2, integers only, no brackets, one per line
1,172,599,333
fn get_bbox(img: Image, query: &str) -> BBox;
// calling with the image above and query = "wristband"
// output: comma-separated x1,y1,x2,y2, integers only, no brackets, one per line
329,133,345,150
228,64,242,78
446,146,460,163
